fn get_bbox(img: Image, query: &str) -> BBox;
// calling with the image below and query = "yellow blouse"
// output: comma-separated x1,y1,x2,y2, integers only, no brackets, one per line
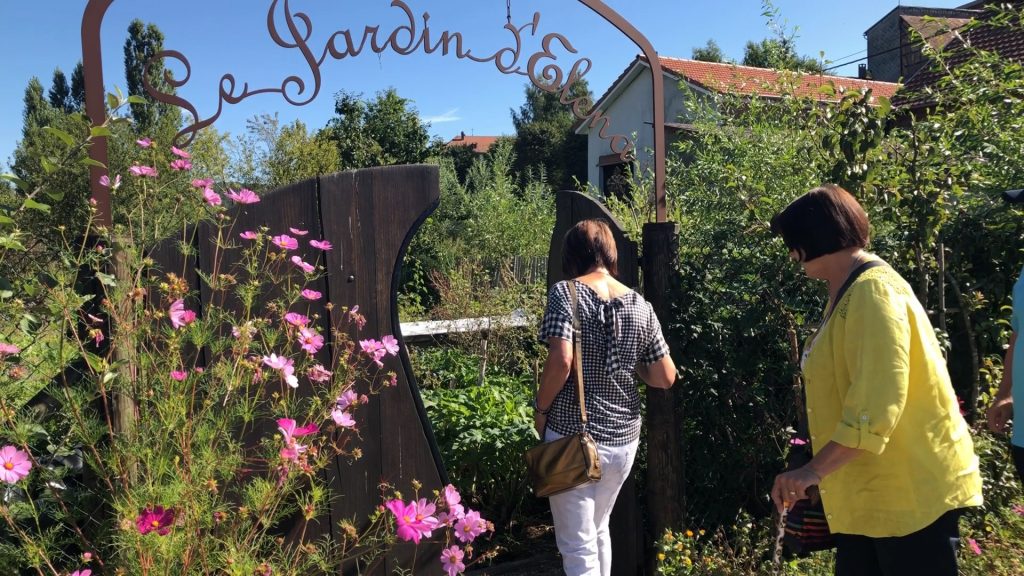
802,264,982,538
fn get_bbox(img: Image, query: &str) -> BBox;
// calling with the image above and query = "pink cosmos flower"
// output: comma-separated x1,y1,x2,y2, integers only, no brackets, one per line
226,188,260,204
381,335,400,356
336,389,360,411
277,418,318,460
262,354,298,387
277,418,319,440
331,407,355,428
203,188,222,206
272,235,299,250
789,438,807,446
0,445,32,484
348,305,367,329
967,537,982,555
307,364,332,383
171,146,191,159
99,174,121,190
0,343,21,357
89,328,104,346
170,370,187,381
437,484,465,527
386,498,438,544
239,230,259,240
360,339,387,367
284,312,309,327
310,239,333,251
70,570,92,576
136,137,152,148
289,227,309,236
1013,504,1024,516
291,256,315,274
136,506,175,535
444,484,465,519
191,178,213,189
298,327,324,355
169,299,195,329
129,165,158,178
454,509,486,543
440,546,466,576
170,159,192,171
301,289,322,301
282,364,299,388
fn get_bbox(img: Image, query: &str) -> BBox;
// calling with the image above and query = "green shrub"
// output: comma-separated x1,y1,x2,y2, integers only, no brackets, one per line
416,347,536,531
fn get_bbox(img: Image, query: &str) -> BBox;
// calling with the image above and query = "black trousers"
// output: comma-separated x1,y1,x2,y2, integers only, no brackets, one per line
1014,444,1024,484
834,509,963,576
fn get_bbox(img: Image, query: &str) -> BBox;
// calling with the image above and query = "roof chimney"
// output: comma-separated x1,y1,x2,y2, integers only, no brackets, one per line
858,64,870,80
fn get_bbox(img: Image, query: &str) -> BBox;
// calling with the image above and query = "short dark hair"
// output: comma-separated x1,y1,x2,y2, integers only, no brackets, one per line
562,219,618,277
769,184,869,262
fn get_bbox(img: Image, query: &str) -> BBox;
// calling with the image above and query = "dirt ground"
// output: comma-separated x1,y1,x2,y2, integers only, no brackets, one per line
465,522,564,576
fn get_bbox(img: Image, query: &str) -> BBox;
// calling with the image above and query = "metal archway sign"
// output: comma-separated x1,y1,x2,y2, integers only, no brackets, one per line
81,0,667,226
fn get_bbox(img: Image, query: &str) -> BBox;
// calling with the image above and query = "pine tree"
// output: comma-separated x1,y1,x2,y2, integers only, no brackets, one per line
70,62,86,111
123,19,181,139
48,68,73,113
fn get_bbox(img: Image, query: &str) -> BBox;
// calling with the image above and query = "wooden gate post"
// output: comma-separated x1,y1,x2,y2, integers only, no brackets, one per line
641,222,683,552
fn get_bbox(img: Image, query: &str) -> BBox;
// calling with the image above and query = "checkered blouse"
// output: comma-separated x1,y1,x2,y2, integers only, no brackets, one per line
538,280,670,446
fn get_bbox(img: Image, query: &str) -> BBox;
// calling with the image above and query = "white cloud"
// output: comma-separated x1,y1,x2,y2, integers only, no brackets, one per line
421,108,461,124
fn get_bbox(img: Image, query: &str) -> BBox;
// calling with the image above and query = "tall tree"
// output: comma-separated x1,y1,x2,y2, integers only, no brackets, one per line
9,78,91,240
124,19,181,140
510,78,591,191
692,39,726,63
742,38,822,72
47,68,73,113
70,62,86,111
741,0,822,72
322,88,430,171
245,114,340,187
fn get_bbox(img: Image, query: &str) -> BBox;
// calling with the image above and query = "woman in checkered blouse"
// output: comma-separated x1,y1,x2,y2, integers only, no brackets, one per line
535,219,677,576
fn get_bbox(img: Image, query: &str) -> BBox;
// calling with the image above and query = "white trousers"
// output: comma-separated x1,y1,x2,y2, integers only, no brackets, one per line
545,429,639,576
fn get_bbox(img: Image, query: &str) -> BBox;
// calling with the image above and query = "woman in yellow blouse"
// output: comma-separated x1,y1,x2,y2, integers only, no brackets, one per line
769,185,982,576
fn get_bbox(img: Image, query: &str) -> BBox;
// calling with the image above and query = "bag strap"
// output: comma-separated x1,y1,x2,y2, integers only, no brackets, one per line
567,281,588,428
821,259,885,328
794,258,885,453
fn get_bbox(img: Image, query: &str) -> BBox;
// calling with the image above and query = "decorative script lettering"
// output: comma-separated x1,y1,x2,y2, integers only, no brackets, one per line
143,0,634,160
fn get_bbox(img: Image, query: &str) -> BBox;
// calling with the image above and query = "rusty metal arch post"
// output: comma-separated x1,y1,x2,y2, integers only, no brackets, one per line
81,0,667,227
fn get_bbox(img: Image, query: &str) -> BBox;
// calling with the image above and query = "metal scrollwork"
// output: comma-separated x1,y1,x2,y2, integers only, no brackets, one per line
83,0,667,226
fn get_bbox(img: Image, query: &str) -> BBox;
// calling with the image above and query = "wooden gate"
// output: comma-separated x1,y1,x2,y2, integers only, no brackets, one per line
547,190,644,576
149,164,446,574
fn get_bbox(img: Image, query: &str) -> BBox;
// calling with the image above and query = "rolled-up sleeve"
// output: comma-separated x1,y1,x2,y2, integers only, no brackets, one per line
832,281,910,455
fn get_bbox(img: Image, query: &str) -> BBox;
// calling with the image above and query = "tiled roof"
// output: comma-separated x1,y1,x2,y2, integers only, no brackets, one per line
896,9,1024,108
902,15,973,51
653,56,901,103
446,134,499,152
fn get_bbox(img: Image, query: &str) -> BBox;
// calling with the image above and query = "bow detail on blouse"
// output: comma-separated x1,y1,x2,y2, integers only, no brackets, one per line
596,298,627,378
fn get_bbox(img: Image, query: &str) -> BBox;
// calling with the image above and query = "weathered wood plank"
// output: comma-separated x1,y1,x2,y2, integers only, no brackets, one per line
320,165,445,574
642,222,683,566
547,190,639,289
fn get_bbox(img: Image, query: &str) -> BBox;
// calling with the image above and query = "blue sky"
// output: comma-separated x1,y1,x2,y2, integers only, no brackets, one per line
0,0,966,169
